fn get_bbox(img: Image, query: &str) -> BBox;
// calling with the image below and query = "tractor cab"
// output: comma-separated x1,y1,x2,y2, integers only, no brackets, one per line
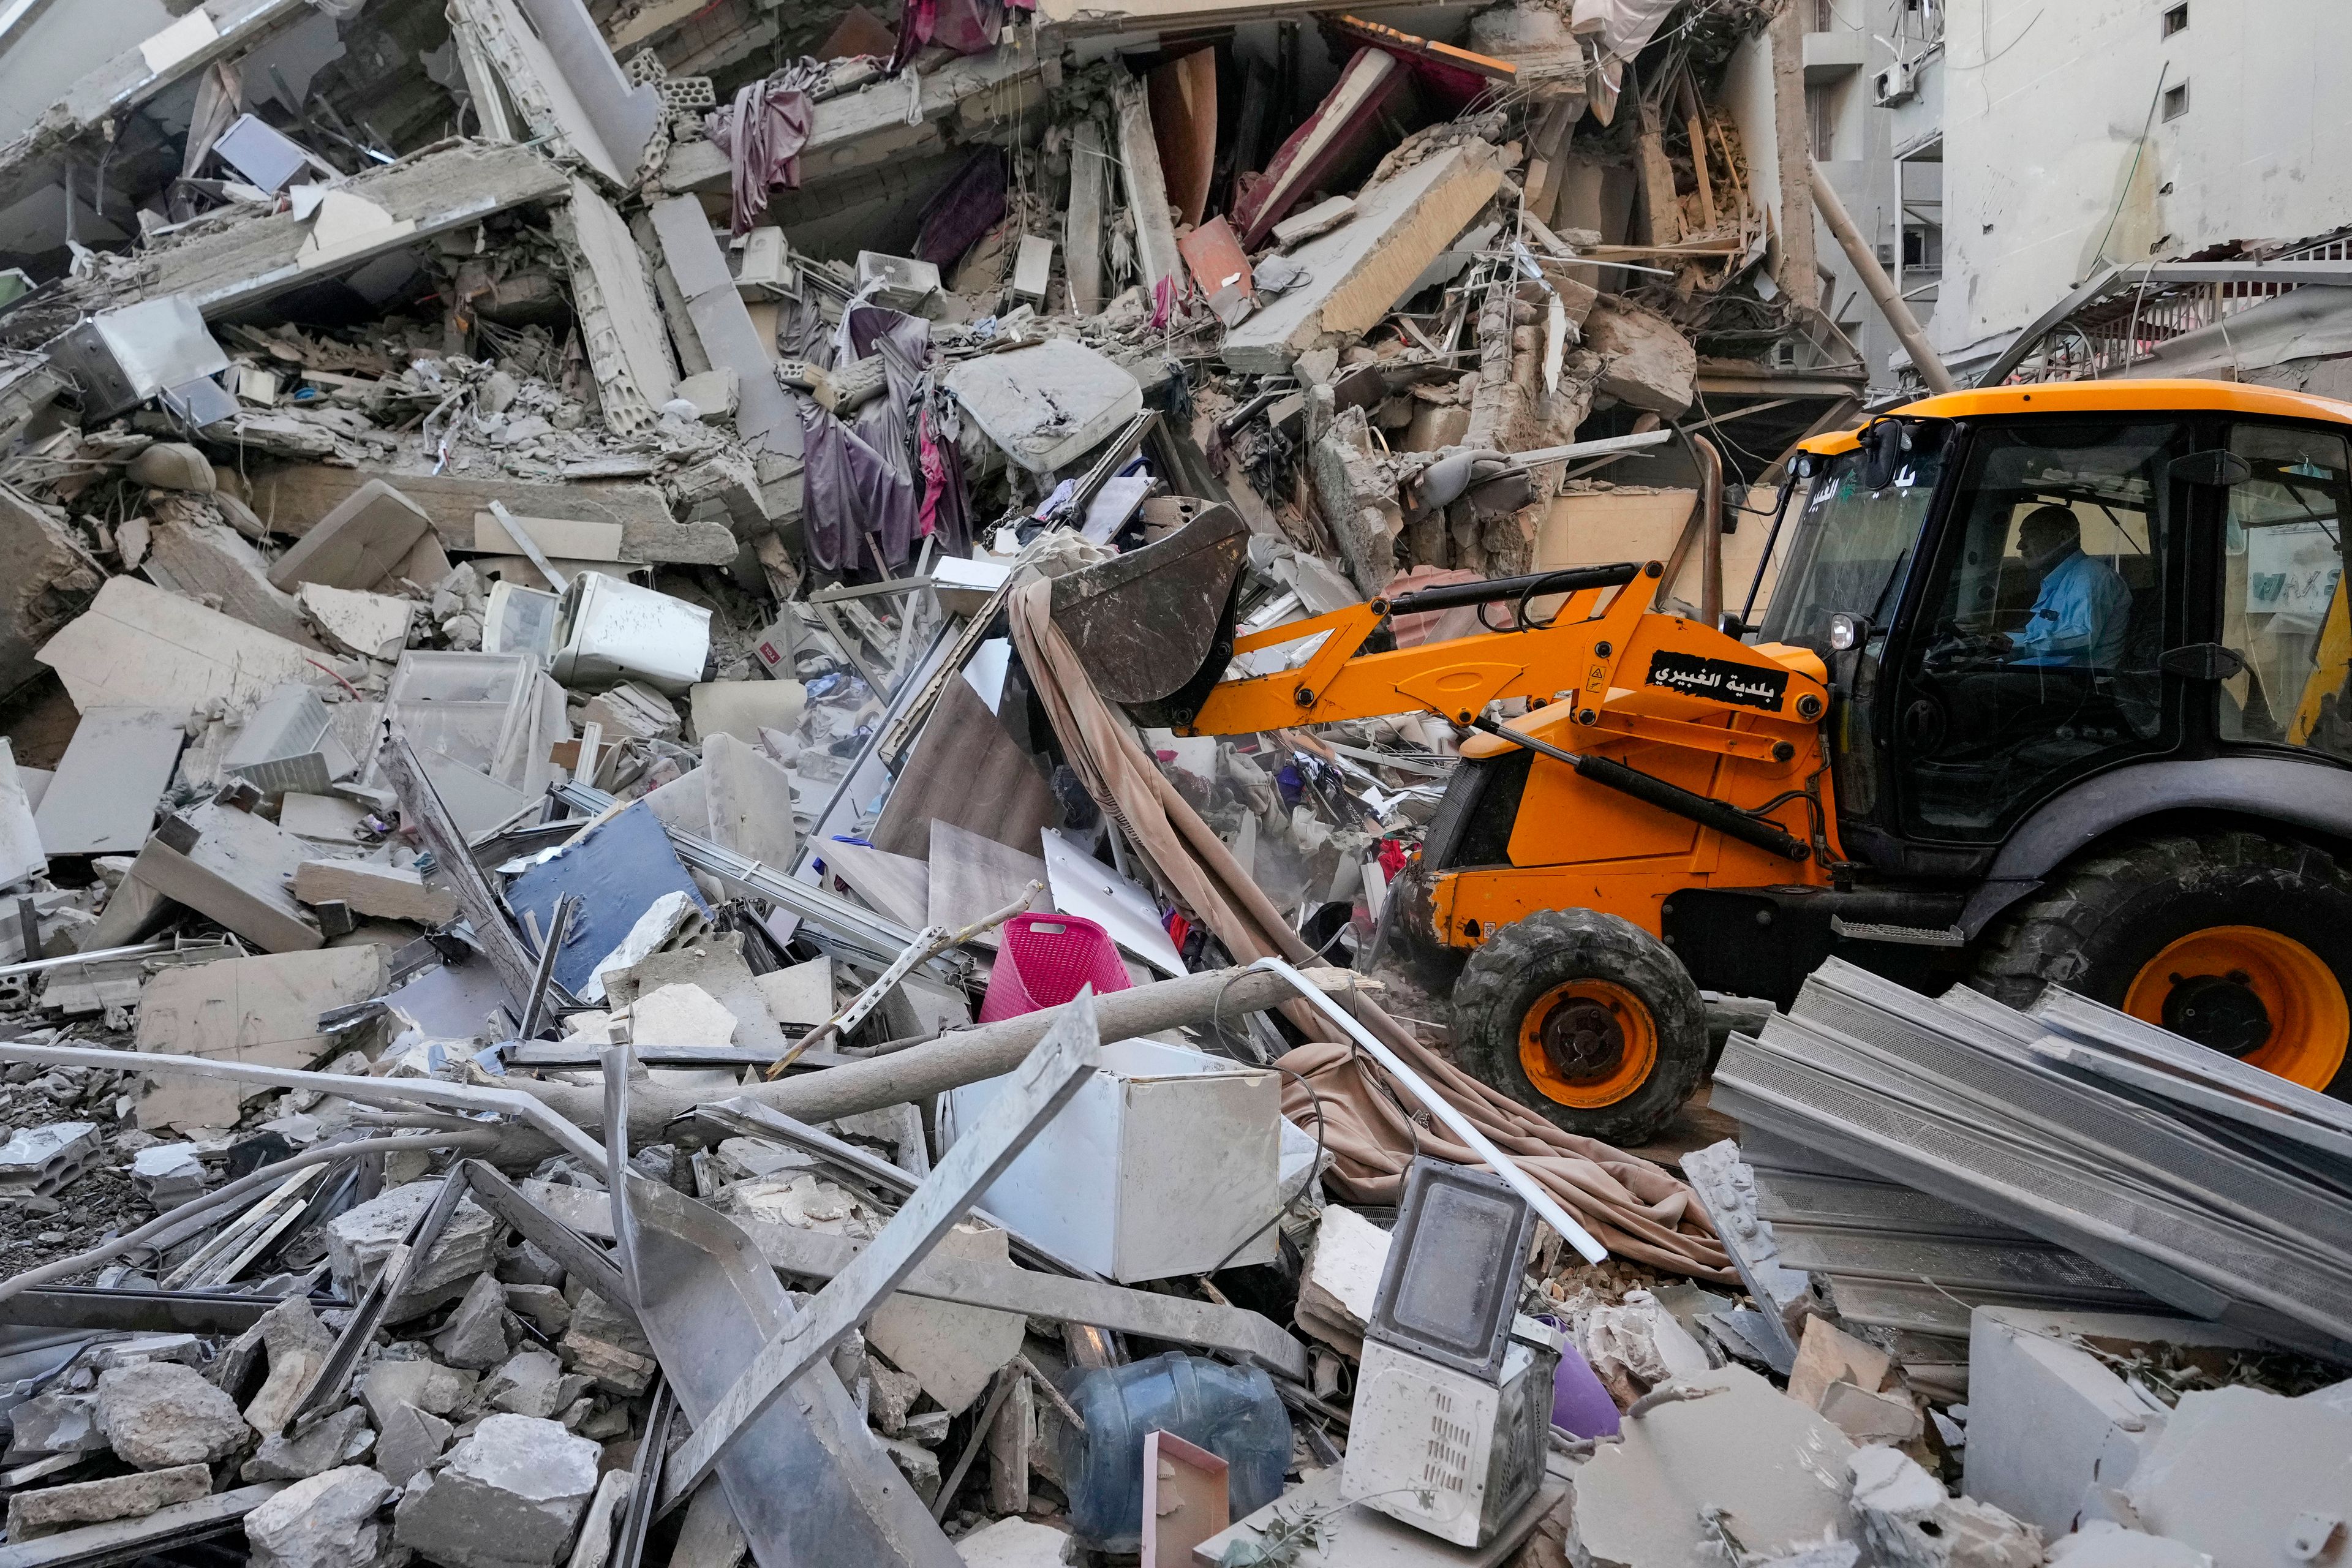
1767,383,2352,880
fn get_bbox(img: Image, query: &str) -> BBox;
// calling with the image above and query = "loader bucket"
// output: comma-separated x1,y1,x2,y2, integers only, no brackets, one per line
1047,503,1252,722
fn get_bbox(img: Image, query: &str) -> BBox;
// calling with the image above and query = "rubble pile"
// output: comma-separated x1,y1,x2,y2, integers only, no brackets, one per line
0,0,2330,1566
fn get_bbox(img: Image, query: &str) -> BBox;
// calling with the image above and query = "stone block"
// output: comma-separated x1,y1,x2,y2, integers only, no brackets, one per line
326,1182,502,1319
6,1390,104,1460
374,1401,453,1487
359,1359,477,1428
6,1462,211,1539
391,1414,600,1568
246,1465,398,1568
432,1273,518,1370
245,1404,376,1482
96,1362,251,1471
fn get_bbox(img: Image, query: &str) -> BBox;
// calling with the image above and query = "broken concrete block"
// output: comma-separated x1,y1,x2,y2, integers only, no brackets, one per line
1787,1316,1894,1411
1582,1291,1714,1408
244,1404,375,1482
128,799,326,957
944,339,1143,473
1819,1379,1923,1446
270,480,434,592
5,1461,211,1540
1585,293,1697,416
504,1285,571,1337
674,369,739,421
484,1346,584,1419
755,957,832,1028
244,1341,328,1436
1223,143,1503,374
1962,1308,2263,1537
6,1392,104,1460
134,947,388,1131
34,708,184,856
432,1273,518,1370
628,981,737,1049
866,1223,1025,1418
327,1182,502,1319
2045,1522,2213,1568
0,1121,101,1196
1294,1205,1390,1356
1567,1366,1855,1567
953,1516,1072,1568
247,1464,397,1568
279,794,370,842
1848,1447,2040,1568
558,1291,655,1398
96,1361,251,1471
38,576,328,713
295,859,458,925
391,1413,600,1568
374,1400,454,1487
2122,1381,2352,1568
132,1142,212,1208
879,1434,941,1505
299,584,416,661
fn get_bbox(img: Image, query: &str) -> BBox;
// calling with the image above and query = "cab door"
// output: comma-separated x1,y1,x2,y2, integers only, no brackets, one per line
1883,417,2192,846
2209,420,2352,764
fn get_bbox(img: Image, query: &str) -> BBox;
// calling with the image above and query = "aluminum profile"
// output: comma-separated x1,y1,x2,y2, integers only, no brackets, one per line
1713,1003,2352,1359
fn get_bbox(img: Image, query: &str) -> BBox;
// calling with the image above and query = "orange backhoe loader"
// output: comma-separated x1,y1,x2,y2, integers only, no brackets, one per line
1049,380,2352,1144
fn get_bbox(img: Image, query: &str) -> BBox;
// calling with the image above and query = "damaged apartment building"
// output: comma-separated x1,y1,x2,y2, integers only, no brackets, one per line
0,1,2328,1567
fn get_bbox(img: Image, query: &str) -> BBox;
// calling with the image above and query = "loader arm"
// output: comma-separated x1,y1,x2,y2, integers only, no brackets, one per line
1180,560,1833,775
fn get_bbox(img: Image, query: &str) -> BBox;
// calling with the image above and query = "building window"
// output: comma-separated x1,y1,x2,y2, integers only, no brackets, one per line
2163,4,2188,36
1807,83,1838,158
2163,81,2190,120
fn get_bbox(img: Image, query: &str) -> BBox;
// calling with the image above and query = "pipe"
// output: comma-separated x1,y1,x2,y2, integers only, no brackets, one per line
505,965,1354,1147
1693,432,1725,627
1809,158,1958,396
1245,957,1610,1265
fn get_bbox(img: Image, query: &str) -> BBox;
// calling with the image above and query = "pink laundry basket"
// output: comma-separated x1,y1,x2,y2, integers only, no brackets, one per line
978,913,1133,1023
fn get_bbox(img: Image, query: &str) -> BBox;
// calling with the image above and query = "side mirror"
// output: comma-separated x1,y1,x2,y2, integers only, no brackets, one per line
1861,420,1906,492
2168,450,2253,488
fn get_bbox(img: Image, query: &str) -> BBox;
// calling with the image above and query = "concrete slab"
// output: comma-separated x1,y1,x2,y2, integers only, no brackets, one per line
294,858,456,925
561,176,676,436
1221,143,1502,374
296,584,415,661
34,709,183,856
943,339,1142,475
865,1223,1025,1417
129,799,323,955
37,576,329,713
145,519,320,647
132,945,388,1130
688,682,806,746
2124,1382,2352,1567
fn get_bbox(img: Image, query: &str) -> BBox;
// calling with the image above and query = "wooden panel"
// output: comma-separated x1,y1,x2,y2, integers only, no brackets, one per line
870,677,1060,862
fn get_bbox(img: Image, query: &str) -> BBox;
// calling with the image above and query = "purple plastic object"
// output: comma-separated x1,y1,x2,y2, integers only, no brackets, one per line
977,912,1133,1023
1542,1321,1620,1439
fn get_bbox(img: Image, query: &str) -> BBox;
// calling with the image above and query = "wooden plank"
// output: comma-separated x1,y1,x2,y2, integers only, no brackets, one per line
247,465,736,566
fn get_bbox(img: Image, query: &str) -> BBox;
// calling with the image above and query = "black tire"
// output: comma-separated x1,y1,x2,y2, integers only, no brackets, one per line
1450,908,1709,1146
1970,829,2352,1098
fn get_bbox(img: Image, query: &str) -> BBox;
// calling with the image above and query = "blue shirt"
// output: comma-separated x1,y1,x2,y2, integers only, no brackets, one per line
2013,548,2133,668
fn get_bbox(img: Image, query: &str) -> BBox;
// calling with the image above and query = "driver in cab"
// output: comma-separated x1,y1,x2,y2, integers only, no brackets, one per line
1955,505,2132,669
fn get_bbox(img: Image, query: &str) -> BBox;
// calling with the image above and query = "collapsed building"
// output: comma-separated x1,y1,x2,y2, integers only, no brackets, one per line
0,1,2332,1567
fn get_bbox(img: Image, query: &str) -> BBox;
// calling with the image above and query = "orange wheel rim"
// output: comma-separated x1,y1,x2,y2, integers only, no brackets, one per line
2122,925,2350,1090
1517,979,1659,1108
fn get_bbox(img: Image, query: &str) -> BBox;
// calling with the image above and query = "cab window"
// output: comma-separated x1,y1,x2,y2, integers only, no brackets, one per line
2217,423,2352,761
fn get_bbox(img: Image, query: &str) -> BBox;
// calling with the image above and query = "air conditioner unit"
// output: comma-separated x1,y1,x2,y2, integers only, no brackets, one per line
1874,58,1918,107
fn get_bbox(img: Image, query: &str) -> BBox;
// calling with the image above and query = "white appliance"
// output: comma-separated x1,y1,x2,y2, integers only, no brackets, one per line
551,576,712,694
1341,1325,1560,1548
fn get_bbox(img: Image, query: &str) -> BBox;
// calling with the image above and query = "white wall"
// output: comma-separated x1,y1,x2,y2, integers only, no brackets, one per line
1934,0,2352,366
0,0,173,141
